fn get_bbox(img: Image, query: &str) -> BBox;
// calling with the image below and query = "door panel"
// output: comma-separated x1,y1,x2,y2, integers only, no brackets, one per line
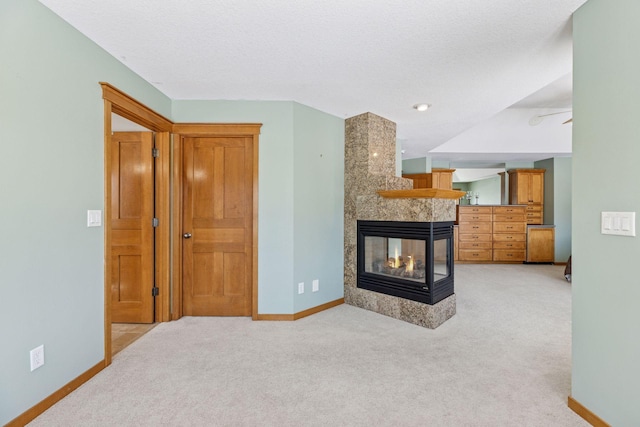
183,136,253,316
517,174,530,204
110,132,155,323
530,173,544,204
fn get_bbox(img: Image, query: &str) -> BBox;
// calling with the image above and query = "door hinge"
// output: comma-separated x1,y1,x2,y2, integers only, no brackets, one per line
152,147,159,158
152,217,159,227
152,287,159,297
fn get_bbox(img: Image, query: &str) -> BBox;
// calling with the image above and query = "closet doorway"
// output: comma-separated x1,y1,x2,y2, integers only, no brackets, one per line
102,83,172,365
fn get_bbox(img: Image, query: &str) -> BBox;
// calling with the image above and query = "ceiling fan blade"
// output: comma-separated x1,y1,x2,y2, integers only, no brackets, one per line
563,118,573,124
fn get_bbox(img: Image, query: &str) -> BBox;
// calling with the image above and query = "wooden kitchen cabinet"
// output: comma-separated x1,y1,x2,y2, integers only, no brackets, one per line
508,169,545,224
456,205,527,263
403,169,455,190
526,226,555,263
492,206,526,262
403,173,429,189
457,206,493,261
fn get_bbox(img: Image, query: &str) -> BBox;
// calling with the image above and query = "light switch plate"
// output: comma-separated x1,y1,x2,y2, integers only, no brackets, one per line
298,282,304,294
601,212,635,236
87,210,102,227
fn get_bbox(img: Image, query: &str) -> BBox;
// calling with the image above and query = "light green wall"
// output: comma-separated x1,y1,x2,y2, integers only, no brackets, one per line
453,182,471,192
573,1,640,425
402,157,430,174
468,176,501,205
292,103,344,312
535,158,555,223
505,161,534,169
0,1,171,424
431,159,450,169
553,157,571,262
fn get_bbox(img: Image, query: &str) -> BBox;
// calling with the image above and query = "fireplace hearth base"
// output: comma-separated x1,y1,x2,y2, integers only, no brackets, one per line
345,286,456,329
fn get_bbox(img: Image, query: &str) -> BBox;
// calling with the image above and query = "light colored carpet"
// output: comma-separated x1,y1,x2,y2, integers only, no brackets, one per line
29,264,587,426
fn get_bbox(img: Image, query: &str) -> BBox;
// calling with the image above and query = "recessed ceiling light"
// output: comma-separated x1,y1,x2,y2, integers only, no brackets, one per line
413,103,431,112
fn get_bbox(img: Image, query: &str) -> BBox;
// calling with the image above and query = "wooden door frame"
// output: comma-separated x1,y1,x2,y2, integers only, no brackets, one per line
102,83,262,366
172,124,261,320
101,83,172,366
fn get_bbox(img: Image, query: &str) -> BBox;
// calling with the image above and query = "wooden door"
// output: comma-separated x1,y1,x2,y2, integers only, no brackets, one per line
182,136,253,316
109,132,155,323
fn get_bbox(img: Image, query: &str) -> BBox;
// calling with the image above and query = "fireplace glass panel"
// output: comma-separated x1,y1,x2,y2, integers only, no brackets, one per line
364,236,426,284
433,238,450,282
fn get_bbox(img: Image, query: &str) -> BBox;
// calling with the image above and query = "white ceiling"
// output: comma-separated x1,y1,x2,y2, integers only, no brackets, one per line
40,0,587,164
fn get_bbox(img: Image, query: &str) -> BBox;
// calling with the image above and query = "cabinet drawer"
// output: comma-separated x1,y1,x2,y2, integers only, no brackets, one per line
459,213,492,222
458,233,492,242
459,249,493,261
493,222,527,233
493,233,526,242
493,249,526,262
459,206,493,214
493,206,525,215
458,222,492,234
492,214,525,222
493,241,526,250
526,204,543,212
458,241,493,250
526,214,543,225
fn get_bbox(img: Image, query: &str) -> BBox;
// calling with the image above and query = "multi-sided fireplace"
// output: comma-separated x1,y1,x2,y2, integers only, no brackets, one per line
357,220,455,305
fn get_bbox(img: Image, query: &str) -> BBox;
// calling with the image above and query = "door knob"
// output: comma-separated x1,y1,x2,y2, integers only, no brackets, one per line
183,233,192,239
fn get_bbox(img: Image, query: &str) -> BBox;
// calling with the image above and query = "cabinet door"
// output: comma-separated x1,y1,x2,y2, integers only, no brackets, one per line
429,173,440,189
436,171,453,190
402,173,429,189
527,228,555,262
413,176,428,188
518,174,531,203
530,173,544,204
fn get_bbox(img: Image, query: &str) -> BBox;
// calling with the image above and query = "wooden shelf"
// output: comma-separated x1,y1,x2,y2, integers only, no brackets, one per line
377,189,466,199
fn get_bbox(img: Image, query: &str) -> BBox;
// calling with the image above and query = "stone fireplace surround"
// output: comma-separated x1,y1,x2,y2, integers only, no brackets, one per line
344,112,456,329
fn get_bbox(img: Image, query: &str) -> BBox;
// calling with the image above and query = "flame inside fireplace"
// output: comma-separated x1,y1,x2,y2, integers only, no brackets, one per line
406,255,414,272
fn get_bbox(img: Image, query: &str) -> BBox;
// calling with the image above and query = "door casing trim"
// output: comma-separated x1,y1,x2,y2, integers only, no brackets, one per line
101,83,173,365
172,124,261,320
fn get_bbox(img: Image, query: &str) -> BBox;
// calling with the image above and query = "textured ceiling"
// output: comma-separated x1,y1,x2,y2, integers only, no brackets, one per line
39,0,588,162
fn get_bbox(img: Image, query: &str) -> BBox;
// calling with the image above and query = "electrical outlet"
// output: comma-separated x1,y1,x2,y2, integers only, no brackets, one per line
30,345,44,371
298,282,304,294
312,279,319,292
